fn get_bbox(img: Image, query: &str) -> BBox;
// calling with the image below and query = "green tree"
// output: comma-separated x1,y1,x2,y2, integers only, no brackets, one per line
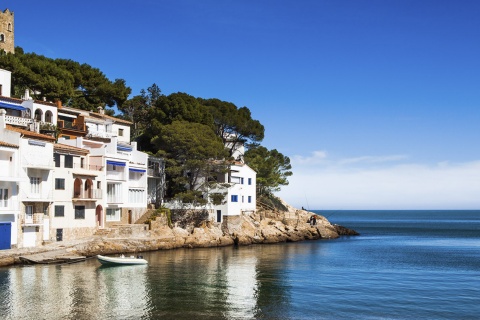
151,120,228,203
200,98,265,158
244,146,293,195
0,47,131,111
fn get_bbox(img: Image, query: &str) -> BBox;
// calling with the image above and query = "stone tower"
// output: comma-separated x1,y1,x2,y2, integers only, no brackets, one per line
0,9,14,54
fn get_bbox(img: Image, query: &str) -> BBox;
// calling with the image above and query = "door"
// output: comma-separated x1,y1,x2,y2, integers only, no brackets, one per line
23,226,36,248
25,205,33,224
217,210,222,223
56,229,63,242
0,222,11,250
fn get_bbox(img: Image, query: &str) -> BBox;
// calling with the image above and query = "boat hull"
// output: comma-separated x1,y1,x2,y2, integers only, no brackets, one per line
97,255,148,265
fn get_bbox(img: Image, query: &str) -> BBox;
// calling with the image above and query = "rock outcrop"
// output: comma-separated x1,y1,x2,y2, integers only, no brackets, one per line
0,201,357,266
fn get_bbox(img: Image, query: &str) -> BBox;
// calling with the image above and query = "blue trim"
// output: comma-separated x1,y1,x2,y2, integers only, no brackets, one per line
117,146,133,151
106,160,126,167
129,168,146,173
0,102,27,111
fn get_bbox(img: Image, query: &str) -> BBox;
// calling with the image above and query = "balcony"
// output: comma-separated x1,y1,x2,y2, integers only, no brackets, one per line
106,170,126,181
87,130,113,139
21,190,53,202
5,115,33,127
22,212,44,226
23,156,55,170
73,188,102,201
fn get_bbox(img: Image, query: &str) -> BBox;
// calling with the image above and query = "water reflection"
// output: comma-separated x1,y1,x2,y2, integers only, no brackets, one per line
0,244,316,319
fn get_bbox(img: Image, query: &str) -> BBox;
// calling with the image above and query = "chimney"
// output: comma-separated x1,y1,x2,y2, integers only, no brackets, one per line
23,89,30,100
0,109,6,129
97,106,104,115
56,100,62,109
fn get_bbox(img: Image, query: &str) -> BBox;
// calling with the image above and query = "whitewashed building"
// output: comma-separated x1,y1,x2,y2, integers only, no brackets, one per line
51,143,103,242
0,109,21,249
8,124,56,248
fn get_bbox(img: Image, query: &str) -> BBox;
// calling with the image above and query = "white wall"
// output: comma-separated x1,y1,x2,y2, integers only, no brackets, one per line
0,68,12,97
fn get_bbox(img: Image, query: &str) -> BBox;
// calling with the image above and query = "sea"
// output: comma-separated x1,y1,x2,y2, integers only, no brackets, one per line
0,210,479,320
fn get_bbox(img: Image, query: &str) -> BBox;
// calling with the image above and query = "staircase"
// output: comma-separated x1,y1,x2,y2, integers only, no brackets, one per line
135,209,157,225
94,228,111,236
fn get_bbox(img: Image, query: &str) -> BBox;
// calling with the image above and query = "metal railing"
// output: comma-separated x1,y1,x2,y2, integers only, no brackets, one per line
73,188,102,200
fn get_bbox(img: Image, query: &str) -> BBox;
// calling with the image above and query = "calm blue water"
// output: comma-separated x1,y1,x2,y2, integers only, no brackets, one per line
0,210,479,319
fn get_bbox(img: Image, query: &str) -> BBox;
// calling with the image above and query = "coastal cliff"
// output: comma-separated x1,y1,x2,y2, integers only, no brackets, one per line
0,201,358,266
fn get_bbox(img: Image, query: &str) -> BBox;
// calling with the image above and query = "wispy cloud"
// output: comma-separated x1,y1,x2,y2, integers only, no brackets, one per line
338,154,409,165
278,151,480,210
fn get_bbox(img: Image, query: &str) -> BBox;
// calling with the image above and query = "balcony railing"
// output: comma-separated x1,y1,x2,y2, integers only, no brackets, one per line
73,163,104,171
58,120,86,132
106,171,125,181
5,115,33,127
23,212,44,225
73,188,102,200
87,130,113,139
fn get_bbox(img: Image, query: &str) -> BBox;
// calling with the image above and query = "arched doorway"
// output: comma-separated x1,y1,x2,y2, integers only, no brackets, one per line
96,205,103,228
73,178,82,198
84,179,93,199
34,108,43,122
45,110,53,123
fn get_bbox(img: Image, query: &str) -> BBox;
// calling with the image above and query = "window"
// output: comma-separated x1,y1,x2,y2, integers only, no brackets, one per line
107,183,121,203
106,208,121,221
55,178,65,190
80,158,85,168
248,178,252,185
54,153,60,167
0,188,8,207
30,177,41,194
0,34,4,42
248,196,252,203
25,205,33,222
54,205,64,217
129,189,145,203
241,178,244,184
231,195,238,202
242,196,244,203
64,155,73,168
118,128,124,136
74,206,85,219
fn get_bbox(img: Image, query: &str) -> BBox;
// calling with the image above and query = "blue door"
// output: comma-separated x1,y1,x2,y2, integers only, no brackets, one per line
0,222,12,250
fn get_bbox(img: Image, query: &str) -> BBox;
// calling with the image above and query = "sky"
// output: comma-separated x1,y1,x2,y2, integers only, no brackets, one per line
3,0,480,209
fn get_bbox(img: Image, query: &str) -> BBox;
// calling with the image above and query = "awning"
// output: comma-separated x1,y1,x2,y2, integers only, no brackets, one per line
129,168,146,173
106,160,126,167
117,145,133,152
0,101,27,111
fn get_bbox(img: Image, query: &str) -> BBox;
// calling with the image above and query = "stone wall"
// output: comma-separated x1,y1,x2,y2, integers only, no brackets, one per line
0,9,14,54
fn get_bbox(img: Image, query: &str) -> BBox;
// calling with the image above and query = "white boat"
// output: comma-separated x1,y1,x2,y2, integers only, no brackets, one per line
97,254,148,266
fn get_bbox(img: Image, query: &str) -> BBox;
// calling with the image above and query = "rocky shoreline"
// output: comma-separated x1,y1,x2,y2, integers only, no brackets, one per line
0,203,358,267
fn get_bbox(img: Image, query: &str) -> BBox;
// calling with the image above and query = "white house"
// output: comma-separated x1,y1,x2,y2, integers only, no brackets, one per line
60,136,149,227
51,143,103,242
209,161,256,222
8,124,56,248
0,109,21,249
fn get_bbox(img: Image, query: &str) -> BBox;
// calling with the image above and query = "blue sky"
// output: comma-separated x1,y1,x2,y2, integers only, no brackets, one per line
4,0,480,209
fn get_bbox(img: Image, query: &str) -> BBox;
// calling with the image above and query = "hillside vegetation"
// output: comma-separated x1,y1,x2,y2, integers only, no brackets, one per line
0,47,293,206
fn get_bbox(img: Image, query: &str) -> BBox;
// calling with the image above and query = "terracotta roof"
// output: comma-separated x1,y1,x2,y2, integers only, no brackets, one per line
54,143,89,155
33,100,57,107
5,125,56,142
0,96,24,104
0,141,18,148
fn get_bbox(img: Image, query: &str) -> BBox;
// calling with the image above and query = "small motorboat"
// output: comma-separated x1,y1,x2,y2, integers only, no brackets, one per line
97,254,148,266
